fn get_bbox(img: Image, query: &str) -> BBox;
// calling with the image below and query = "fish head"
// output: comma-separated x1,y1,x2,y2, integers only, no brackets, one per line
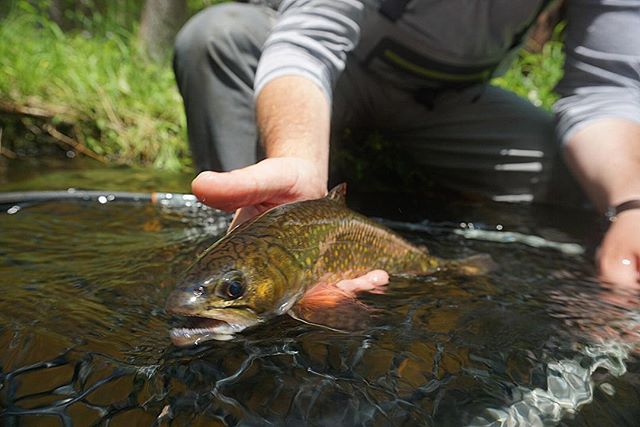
166,235,304,346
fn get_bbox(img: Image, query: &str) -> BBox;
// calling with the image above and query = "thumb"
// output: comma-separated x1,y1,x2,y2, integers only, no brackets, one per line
191,158,300,211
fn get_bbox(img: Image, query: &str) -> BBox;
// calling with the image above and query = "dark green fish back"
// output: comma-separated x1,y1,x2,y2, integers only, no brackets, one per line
239,196,440,289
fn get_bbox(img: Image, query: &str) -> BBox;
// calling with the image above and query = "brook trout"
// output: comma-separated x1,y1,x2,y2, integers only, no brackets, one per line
166,184,491,346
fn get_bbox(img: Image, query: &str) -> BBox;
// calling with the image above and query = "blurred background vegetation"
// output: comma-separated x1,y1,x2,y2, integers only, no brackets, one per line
0,0,565,173
0,0,222,171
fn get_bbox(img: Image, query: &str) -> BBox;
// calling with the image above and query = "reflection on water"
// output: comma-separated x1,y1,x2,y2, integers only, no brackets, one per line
1,189,639,426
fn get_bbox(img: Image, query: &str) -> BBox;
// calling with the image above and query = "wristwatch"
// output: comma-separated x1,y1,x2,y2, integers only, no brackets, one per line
605,199,640,223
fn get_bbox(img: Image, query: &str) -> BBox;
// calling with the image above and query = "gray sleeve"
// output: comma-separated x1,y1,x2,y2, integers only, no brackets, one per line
254,0,366,101
553,0,640,143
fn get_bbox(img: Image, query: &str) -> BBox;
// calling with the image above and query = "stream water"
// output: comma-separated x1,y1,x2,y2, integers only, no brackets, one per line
0,161,638,426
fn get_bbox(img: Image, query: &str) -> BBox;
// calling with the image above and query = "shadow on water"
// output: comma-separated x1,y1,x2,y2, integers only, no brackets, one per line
0,167,639,426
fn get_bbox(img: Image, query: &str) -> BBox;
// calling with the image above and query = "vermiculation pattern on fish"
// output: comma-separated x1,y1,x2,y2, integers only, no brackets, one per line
166,184,480,346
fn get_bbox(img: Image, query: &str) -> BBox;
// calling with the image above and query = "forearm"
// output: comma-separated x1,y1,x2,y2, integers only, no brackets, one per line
191,75,332,225
256,75,331,187
564,118,640,213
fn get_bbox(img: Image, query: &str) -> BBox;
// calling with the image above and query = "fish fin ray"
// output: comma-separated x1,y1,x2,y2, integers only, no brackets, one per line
326,183,347,204
290,282,372,331
287,310,348,333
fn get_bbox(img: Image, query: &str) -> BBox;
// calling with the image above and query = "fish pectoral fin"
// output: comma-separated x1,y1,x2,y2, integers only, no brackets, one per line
287,309,348,333
289,283,372,331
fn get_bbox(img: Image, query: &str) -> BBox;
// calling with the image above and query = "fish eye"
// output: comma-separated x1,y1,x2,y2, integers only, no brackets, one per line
226,280,244,299
218,271,245,300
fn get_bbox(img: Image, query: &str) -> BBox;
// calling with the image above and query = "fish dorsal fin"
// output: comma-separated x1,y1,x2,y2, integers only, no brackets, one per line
326,183,347,204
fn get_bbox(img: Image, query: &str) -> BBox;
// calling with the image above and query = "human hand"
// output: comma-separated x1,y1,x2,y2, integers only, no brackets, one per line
192,157,391,294
191,157,327,230
597,209,640,289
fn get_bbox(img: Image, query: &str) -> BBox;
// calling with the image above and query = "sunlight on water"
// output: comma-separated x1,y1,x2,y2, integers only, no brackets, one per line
0,194,638,426
378,219,585,256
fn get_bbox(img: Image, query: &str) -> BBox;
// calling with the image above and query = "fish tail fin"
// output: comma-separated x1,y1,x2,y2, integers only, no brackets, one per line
450,254,497,276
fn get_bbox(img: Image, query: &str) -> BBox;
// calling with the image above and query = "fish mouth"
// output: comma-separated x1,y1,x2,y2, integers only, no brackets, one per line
169,317,235,347
168,310,261,347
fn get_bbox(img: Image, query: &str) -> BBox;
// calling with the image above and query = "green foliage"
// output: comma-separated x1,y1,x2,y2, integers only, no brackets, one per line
0,5,190,170
492,24,566,110
187,0,225,14
5,0,143,36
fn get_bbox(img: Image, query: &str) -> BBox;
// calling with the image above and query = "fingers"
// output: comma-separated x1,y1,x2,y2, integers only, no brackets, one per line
336,270,390,294
191,158,300,211
597,211,640,289
598,249,639,290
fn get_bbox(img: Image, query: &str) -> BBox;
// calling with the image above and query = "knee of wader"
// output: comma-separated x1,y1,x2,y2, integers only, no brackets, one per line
174,3,265,70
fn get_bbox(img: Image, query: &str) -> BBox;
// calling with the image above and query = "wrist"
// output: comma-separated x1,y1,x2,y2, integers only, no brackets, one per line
257,76,330,159
605,199,640,223
260,156,327,199
293,157,329,196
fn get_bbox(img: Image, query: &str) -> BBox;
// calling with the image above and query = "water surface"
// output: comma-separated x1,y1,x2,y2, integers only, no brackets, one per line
0,167,638,426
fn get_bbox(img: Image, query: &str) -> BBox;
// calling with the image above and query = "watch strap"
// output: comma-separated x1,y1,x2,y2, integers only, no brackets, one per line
605,199,640,222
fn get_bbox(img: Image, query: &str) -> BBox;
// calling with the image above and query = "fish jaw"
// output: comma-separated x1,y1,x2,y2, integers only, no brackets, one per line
166,289,263,346
169,318,243,346
167,308,263,346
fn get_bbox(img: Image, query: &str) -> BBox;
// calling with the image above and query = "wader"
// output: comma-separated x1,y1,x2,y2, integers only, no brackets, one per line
173,0,578,204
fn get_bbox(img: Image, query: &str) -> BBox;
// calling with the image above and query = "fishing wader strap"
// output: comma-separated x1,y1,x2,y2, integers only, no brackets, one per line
361,36,498,109
373,0,499,107
371,0,561,108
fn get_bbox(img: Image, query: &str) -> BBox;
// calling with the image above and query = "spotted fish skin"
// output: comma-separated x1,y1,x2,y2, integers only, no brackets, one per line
165,184,443,344
264,186,441,286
